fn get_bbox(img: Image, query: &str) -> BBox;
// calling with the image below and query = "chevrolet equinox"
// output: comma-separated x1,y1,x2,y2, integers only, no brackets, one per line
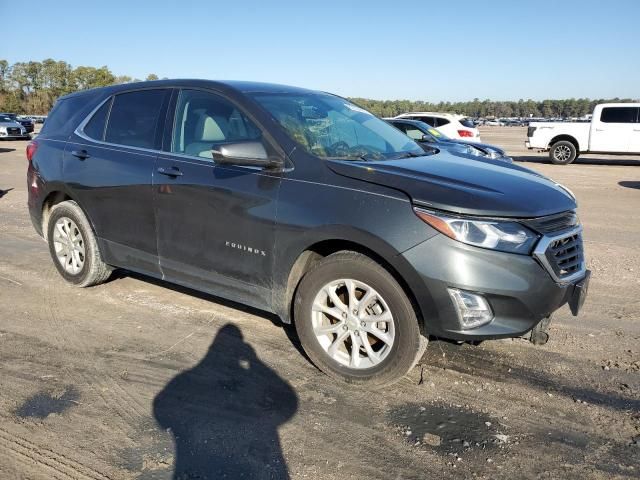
27,80,590,386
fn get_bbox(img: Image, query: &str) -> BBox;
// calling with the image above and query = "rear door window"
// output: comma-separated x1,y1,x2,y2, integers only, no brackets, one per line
600,107,636,123
105,89,169,148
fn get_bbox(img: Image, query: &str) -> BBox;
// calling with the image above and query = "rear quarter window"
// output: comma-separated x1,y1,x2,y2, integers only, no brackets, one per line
40,94,93,137
434,117,450,127
458,118,475,128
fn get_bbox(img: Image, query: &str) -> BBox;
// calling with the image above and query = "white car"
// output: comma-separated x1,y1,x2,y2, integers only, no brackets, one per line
394,112,481,142
526,103,640,164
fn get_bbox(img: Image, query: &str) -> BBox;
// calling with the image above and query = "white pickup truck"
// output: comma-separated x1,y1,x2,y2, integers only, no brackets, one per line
526,103,640,164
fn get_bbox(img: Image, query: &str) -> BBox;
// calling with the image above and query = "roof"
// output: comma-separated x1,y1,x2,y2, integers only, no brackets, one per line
58,79,318,100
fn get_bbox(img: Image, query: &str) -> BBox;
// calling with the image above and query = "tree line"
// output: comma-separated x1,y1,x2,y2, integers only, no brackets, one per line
349,96,638,120
0,58,636,118
0,59,160,114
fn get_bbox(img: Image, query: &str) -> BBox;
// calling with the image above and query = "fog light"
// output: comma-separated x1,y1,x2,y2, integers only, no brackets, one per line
447,288,493,329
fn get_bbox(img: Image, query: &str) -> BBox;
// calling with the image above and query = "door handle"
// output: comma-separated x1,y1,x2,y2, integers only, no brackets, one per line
70,149,90,160
157,166,183,177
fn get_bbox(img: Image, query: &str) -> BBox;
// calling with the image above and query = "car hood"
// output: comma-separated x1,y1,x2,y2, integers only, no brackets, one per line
442,139,506,156
326,153,576,218
0,121,22,128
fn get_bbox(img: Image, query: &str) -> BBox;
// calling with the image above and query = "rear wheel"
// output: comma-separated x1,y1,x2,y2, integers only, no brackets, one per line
549,141,577,165
47,200,112,287
294,251,426,387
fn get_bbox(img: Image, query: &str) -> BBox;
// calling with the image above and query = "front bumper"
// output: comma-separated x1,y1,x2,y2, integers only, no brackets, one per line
401,234,588,341
0,132,30,139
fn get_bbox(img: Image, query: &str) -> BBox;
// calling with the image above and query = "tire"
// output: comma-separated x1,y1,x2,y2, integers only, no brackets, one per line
529,315,552,345
293,251,426,387
549,141,577,165
46,200,112,287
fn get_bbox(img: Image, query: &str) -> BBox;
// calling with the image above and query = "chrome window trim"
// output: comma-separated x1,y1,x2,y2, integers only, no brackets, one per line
533,225,586,284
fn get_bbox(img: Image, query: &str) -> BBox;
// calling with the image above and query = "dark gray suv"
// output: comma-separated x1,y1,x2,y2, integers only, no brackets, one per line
27,80,590,386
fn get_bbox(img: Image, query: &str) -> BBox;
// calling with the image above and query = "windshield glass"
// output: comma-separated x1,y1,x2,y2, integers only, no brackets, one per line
252,92,423,160
0,116,16,123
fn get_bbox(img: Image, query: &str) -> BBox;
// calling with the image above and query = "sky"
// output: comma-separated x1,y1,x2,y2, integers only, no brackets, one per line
3,0,639,102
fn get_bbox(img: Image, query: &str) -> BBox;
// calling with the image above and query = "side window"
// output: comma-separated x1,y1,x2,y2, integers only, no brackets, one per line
172,89,262,159
435,117,450,127
416,116,435,127
392,122,407,133
83,98,112,141
104,89,168,148
404,126,425,140
600,107,636,123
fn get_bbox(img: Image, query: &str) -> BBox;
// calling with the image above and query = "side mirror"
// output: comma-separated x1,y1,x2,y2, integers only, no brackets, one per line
212,141,282,169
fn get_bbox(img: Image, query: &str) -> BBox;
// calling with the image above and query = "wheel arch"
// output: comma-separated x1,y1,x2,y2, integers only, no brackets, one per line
549,135,580,152
40,188,95,241
277,236,428,336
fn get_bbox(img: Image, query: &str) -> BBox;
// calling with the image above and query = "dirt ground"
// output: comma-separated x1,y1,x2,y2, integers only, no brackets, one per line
0,126,638,479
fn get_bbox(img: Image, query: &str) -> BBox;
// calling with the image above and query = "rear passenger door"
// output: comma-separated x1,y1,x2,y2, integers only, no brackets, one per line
153,88,282,310
629,107,640,153
65,88,171,275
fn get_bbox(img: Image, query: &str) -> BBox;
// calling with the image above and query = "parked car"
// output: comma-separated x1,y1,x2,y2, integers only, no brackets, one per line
526,103,640,164
0,112,34,133
484,119,504,127
27,80,589,386
385,118,512,162
394,112,482,142
0,114,29,139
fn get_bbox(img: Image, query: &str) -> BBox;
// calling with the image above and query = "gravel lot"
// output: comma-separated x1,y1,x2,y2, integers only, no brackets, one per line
0,126,638,479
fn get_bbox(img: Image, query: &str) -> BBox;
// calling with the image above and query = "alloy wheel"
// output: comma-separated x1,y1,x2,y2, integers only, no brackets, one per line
311,279,395,369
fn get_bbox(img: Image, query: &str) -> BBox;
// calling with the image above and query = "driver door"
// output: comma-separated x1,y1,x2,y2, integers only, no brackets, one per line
153,89,282,310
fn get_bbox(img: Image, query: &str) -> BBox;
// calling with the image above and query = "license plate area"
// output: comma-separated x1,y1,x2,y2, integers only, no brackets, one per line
569,270,590,316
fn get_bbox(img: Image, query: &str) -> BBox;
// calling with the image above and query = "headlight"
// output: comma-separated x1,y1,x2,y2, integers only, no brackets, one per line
414,208,539,254
0,127,6,133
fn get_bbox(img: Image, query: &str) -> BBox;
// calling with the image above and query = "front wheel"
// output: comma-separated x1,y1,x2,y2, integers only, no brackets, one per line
549,141,577,165
293,251,426,387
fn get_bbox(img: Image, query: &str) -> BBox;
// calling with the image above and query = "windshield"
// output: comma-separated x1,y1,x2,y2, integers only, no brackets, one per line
252,92,423,160
0,115,16,123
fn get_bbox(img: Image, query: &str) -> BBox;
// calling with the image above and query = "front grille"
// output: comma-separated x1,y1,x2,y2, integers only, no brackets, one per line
534,227,585,283
523,211,579,234
7,127,20,135
546,232,583,278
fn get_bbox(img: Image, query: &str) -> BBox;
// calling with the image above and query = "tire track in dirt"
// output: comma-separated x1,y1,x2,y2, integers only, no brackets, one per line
39,263,146,435
0,427,113,480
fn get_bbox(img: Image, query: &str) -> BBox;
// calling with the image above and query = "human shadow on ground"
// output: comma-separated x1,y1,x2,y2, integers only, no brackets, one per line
0,188,13,199
153,324,298,479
